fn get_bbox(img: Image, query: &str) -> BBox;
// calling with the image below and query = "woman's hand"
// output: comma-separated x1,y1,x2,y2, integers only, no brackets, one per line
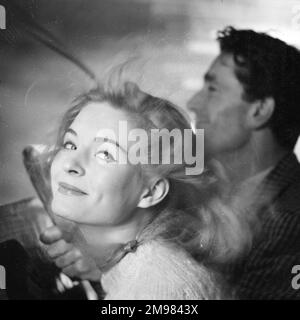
40,225,102,282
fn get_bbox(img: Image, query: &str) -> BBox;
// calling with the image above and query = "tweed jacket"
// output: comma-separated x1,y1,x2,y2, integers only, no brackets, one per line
231,152,300,299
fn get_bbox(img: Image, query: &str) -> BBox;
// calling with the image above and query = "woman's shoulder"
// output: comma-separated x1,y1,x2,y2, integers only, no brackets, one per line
141,239,221,295
102,239,222,300
134,238,199,270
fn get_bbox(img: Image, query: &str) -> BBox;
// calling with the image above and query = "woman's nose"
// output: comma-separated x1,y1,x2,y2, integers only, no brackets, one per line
63,157,85,176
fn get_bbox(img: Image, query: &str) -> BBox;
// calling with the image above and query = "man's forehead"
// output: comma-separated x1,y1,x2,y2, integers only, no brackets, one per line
206,53,238,80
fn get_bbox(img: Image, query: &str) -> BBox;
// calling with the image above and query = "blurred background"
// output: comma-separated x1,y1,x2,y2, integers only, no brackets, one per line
0,0,300,204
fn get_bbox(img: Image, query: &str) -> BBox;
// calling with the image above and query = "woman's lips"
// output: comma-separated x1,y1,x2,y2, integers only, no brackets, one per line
58,182,88,196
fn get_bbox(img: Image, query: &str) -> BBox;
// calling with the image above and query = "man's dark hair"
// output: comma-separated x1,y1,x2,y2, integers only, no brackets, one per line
217,26,300,150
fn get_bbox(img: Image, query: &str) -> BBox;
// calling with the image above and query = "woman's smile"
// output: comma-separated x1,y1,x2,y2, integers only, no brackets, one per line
58,181,88,197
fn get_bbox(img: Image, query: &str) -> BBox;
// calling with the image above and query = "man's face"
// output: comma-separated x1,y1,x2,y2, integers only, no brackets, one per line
187,53,252,157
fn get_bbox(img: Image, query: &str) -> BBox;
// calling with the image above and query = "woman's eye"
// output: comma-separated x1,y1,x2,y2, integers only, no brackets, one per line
63,141,77,150
95,150,116,163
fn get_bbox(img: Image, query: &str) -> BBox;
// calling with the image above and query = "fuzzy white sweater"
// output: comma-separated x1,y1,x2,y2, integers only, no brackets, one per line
101,238,222,300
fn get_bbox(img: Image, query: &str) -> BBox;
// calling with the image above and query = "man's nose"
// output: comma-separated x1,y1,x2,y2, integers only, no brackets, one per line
187,90,202,113
63,155,86,176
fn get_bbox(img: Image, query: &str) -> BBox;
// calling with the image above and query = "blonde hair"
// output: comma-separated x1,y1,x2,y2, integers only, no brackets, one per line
52,81,252,265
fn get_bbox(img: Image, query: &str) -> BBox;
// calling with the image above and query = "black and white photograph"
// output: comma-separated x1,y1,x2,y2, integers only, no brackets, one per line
0,0,300,303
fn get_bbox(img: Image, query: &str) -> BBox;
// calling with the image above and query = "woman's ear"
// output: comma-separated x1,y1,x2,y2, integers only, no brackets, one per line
247,97,275,129
137,178,170,209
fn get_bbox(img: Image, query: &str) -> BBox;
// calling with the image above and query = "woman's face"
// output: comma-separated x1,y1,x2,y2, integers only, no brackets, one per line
51,101,145,226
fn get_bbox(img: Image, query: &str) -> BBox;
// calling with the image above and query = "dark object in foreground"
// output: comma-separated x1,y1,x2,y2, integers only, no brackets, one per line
0,198,101,299
0,240,30,299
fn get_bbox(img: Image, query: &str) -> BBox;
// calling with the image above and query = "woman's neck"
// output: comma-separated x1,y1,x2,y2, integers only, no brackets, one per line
77,209,153,267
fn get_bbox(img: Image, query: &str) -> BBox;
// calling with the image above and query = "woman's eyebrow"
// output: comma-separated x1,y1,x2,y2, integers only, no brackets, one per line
65,128,77,136
94,136,127,153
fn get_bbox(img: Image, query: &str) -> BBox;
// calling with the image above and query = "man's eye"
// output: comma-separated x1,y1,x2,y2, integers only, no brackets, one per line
208,85,217,92
95,150,116,163
63,141,77,150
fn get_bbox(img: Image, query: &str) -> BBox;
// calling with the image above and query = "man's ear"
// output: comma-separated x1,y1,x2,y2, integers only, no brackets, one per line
247,97,275,129
137,178,170,209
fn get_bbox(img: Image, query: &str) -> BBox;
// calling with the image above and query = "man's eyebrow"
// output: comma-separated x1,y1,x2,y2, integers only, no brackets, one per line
94,136,127,153
65,128,77,136
204,72,216,82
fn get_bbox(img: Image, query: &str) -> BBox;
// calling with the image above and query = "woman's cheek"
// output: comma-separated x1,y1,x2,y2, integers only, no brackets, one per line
50,153,63,189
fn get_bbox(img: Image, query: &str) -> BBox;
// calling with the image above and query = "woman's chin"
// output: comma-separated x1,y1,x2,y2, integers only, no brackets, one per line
51,200,81,223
